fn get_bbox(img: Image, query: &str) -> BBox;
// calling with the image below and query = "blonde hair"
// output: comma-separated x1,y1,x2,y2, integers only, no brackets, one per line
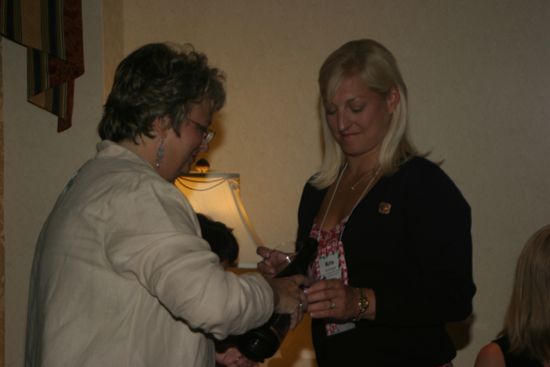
503,224,550,361
311,39,417,189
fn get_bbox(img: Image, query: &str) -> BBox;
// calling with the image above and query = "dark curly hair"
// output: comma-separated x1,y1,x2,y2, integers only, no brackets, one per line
197,213,239,267
98,42,225,142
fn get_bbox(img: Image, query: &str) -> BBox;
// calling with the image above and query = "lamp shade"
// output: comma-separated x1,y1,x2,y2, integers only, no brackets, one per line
175,173,263,268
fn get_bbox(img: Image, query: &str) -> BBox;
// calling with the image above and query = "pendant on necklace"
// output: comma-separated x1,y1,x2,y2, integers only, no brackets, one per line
347,165,380,191
349,174,368,191
349,169,378,191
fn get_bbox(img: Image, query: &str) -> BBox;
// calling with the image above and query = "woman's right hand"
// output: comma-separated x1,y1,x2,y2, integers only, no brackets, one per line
256,246,293,278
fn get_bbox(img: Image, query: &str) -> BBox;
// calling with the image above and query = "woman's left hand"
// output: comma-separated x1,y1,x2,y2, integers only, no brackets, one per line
304,279,358,320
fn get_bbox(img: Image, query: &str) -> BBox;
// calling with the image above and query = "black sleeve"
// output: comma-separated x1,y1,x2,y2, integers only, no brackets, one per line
374,161,476,325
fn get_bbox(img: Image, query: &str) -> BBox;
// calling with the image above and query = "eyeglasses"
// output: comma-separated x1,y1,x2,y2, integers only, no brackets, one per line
186,117,215,144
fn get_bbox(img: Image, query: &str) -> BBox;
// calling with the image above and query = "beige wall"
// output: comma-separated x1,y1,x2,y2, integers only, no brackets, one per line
4,1,550,366
3,1,105,365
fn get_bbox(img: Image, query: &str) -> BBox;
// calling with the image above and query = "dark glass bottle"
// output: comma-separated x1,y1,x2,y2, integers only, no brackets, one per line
235,237,318,362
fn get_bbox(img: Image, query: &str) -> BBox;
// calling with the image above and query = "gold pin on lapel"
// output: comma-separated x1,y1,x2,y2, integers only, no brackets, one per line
378,202,391,215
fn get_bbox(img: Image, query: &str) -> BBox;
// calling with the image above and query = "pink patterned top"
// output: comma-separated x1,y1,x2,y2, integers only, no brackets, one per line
310,222,356,336
310,222,349,284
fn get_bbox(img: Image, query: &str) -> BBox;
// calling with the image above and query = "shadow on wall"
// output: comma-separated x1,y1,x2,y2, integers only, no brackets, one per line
447,313,476,350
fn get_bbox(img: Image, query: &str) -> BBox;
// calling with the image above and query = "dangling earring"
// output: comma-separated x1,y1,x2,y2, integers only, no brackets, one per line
155,138,165,169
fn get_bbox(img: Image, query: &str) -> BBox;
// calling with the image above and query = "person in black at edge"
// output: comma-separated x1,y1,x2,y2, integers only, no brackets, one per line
475,224,550,367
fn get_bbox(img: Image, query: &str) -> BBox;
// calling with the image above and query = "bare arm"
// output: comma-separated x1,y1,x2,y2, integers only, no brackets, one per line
474,343,505,367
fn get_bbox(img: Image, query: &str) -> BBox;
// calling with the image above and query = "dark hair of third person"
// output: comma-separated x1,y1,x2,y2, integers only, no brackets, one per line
197,213,239,267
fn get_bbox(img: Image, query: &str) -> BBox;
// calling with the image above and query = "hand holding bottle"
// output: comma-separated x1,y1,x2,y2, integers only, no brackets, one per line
235,238,318,362
266,274,309,328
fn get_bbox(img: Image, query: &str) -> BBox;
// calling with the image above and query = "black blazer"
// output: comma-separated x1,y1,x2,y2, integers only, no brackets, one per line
297,157,476,366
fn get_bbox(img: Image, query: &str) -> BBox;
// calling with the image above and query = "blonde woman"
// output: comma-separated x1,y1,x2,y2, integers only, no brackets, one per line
475,225,550,367
258,39,475,366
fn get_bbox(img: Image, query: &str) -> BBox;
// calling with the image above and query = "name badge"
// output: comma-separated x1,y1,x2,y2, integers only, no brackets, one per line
318,251,341,280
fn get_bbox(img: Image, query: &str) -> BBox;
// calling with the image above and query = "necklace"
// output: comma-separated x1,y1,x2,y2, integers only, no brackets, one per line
349,166,379,191
317,163,381,237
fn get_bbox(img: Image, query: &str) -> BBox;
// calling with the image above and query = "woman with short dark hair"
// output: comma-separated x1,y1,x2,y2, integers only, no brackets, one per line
25,42,307,367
